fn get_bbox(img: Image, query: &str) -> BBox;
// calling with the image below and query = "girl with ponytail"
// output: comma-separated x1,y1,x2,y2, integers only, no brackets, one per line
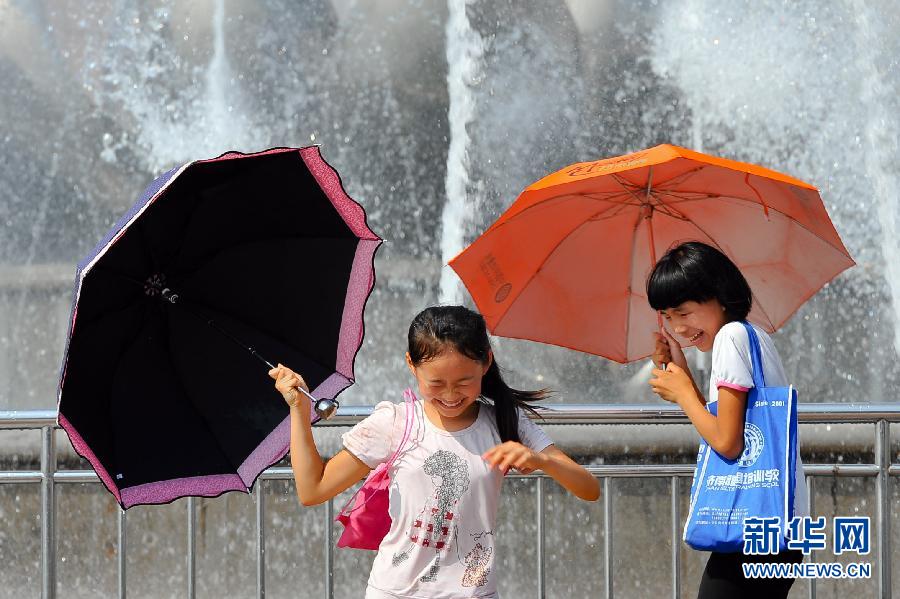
271,305,598,598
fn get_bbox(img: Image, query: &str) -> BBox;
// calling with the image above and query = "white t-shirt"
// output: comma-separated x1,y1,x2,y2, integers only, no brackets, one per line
708,321,809,518
341,396,552,599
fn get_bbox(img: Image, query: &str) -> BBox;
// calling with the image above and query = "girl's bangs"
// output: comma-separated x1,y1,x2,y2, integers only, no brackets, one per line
647,262,712,311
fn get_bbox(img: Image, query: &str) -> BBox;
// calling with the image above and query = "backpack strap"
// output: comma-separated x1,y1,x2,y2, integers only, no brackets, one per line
384,389,415,469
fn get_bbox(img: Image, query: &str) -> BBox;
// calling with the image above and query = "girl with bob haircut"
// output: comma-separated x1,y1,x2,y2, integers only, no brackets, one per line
270,305,599,598
646,241,807,598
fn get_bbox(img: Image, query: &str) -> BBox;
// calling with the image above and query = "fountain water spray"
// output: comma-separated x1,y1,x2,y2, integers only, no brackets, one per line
853,0,900,358
440,0,483,304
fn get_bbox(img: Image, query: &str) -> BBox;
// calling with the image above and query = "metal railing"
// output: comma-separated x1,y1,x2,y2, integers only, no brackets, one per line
1,404,897,598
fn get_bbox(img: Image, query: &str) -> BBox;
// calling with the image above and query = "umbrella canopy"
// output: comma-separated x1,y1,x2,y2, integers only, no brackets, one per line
449,144,853,363
57,146,381,508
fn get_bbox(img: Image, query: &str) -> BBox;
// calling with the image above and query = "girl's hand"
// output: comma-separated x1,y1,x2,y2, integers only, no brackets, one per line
649,363,696,405
651,328,688,371
268,363,310,409
482,441,546,475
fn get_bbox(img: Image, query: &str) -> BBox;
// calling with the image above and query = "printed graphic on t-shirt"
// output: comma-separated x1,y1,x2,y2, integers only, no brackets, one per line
391,450,470,583
461,530,493,587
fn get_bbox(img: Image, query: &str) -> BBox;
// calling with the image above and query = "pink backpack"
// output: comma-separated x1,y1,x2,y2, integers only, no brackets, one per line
335,389,415,550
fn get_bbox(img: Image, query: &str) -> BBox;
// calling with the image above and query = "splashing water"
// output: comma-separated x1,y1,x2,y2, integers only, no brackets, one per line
93,0,265,172
439,0,483,304
852,0,900,358
203,0,230,135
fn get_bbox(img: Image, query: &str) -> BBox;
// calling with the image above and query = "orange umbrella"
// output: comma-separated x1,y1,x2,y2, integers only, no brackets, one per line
448,144,854,363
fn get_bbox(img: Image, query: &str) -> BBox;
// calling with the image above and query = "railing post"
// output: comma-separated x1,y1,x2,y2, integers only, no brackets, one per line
187,497,196,599
670,476,680,599
875,420,891,597
604,477,613,599
325,498,334,599
806,475,815,599
536,476,545,599
118,508,127,599
41,426,56,599
256,482,266,598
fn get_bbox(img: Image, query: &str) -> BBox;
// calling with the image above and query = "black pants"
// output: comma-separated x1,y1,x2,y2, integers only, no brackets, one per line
697,549,804,599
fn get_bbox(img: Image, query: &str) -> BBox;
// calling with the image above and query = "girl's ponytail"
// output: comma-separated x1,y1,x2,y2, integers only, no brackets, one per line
407,305,547,443
480,358,546,443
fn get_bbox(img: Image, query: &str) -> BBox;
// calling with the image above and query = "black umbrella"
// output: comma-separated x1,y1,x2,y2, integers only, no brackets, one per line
57,147,381,508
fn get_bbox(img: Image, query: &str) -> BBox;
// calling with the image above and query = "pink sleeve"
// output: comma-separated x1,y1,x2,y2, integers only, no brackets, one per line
716,380,751,392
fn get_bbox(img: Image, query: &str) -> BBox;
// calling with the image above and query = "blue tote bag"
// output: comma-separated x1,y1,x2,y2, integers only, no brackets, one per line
683,321,798,552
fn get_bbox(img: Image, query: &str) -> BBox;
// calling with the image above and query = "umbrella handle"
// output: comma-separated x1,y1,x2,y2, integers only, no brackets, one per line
258,355,339,421
297,386,340,421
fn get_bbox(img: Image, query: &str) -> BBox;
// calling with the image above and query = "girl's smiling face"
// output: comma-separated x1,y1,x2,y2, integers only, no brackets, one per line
407,346,490,422
660,299,729,352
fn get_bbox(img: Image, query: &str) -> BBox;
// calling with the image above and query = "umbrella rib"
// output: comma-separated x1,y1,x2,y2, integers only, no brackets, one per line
649,190,854,259
653,189,756,204
571,192,640,219
650,190,764,222
577,188,635,197
586,205,633,221
578,191,638,203
472,192,631,241
575,191,640,220
607,168,708,193
747,291,776,332
648,166,707,189
623,207,645,361
611,173,651,203
476,185,639,238
648,191,719,202
645,193,692,221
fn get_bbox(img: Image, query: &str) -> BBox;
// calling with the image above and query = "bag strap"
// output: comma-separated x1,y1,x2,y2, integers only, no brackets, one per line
384,389,416,469
739,320,766,388
337,390,416,518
